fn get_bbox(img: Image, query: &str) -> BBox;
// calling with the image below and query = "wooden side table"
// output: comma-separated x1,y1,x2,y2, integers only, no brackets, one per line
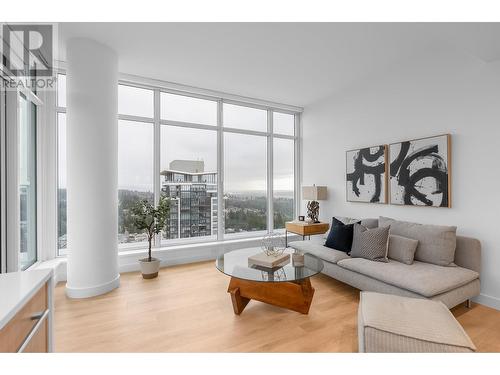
285,221,330,247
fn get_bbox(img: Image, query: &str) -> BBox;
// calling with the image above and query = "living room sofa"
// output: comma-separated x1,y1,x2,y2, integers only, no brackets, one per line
288,218,481,309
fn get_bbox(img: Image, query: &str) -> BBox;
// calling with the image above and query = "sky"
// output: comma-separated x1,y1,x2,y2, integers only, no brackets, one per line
57,81,294,193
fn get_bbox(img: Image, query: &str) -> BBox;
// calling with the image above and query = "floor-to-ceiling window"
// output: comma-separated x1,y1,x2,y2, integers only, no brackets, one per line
224,132,268,234
222,104,269,236
2,74,40,270
0,78,6,272
118,119,154,247
18,94,37,270
160,92,218,243
56,74,300,254
272,112,295,229
117,85,155,249
56,74,67,255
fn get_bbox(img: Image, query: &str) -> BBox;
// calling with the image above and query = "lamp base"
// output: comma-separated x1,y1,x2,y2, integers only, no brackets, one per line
306,200,320,223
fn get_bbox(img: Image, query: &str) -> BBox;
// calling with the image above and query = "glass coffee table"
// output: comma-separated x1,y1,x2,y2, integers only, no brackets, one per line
215,248,323,315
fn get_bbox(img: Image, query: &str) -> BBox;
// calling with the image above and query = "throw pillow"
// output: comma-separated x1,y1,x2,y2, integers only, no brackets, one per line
350,223,389,262
324,217,359,253
379,216,457,266
334,216,359,225
388,234,419,265
360,218,379,229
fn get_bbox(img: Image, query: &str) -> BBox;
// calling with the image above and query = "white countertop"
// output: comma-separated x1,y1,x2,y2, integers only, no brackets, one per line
0,269,53,330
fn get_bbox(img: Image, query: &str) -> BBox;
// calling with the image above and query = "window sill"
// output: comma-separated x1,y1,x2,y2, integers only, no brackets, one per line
120,234,275,257
47,233,301,282
59,231,288,257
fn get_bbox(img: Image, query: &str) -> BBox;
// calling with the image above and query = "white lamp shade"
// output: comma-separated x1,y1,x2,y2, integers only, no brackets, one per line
302,185,327,200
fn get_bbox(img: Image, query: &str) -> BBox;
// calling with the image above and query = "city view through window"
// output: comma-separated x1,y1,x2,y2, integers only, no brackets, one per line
57,76,296,253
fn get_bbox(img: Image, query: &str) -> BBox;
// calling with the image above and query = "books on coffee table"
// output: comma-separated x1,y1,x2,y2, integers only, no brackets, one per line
248,252,290,269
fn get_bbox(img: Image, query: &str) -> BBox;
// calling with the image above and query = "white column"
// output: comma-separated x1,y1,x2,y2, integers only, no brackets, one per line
65,38,120,298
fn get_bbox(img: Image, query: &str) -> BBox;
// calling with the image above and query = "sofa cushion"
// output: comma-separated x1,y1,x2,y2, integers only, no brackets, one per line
335,216,359,225
322,217,379,240
379,216,457,266
360,218,378,229
358,292,476,352
337,258,479,297
288,241,350,264
454,235,481,273
388,234,418,265
350,224,389,262
325,217,359,253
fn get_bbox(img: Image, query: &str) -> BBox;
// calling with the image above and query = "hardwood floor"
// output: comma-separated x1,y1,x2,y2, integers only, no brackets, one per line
54,260,500,352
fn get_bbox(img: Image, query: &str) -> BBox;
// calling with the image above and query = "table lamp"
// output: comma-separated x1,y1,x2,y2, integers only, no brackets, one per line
302,185,327,223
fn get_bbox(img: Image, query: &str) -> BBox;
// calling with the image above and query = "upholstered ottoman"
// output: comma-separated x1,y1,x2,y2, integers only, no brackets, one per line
358,292,476,352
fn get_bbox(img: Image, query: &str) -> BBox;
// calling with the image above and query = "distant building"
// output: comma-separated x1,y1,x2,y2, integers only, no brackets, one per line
160,160,217,239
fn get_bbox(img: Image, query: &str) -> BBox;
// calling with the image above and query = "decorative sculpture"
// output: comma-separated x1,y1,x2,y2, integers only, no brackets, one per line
261,232,286,256
306,200,320,223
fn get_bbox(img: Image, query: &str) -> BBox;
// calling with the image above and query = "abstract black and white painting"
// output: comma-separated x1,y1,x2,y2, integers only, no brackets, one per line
389,134,451,207
346,145,387,203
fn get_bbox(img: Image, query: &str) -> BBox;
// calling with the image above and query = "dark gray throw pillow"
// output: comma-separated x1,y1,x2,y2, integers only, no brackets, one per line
350,223,389,262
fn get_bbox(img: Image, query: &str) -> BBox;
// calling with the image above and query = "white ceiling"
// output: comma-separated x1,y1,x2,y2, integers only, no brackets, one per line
58,23,500,107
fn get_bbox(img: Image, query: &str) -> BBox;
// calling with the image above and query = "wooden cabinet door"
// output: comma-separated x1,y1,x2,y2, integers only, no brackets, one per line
22,319,48,353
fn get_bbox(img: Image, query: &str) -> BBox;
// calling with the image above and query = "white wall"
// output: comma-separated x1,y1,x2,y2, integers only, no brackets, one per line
301,49,500,310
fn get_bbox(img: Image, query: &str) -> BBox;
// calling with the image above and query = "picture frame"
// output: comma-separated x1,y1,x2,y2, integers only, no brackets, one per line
346,145,388,204
389,134,451,207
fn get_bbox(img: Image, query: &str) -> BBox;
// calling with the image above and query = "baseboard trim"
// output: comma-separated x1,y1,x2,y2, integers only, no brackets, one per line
65,274,120,299
474,293,500,311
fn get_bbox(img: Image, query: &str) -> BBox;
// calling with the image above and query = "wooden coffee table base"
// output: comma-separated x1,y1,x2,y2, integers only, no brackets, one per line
227,277,315,315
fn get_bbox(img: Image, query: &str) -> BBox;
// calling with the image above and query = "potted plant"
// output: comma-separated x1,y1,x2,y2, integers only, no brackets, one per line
131,196,170,279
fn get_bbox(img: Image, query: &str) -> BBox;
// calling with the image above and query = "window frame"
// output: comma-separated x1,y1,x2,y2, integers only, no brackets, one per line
159,121,218,245
55,74,301,255
56,73,67,256
117,118,155,249
0,77,5,272
1,66,44,270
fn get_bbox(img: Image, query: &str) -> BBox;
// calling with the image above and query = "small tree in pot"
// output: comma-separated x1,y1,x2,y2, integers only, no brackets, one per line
131,196,170,279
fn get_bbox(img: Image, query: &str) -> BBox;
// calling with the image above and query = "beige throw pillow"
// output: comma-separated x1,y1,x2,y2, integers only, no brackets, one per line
388,234,418,265
379,216,457,266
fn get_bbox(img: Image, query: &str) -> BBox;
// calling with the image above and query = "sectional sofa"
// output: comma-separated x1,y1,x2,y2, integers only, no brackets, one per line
289,217,481,308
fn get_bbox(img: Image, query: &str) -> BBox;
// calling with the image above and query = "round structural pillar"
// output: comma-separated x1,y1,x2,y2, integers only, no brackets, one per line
65,38,120,298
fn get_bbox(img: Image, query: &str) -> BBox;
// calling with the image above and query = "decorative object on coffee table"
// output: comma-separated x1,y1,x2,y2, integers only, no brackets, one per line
248,252,290,269
298,215,305,221
346,145,387,203
292,252,305,267
216,248,323,314
261,232,286,256
389,134,451,207
302,185,327,223
284,220,329,247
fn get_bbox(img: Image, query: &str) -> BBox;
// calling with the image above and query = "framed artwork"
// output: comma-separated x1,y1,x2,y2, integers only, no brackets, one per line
389,134,451,207
346,145,387,203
